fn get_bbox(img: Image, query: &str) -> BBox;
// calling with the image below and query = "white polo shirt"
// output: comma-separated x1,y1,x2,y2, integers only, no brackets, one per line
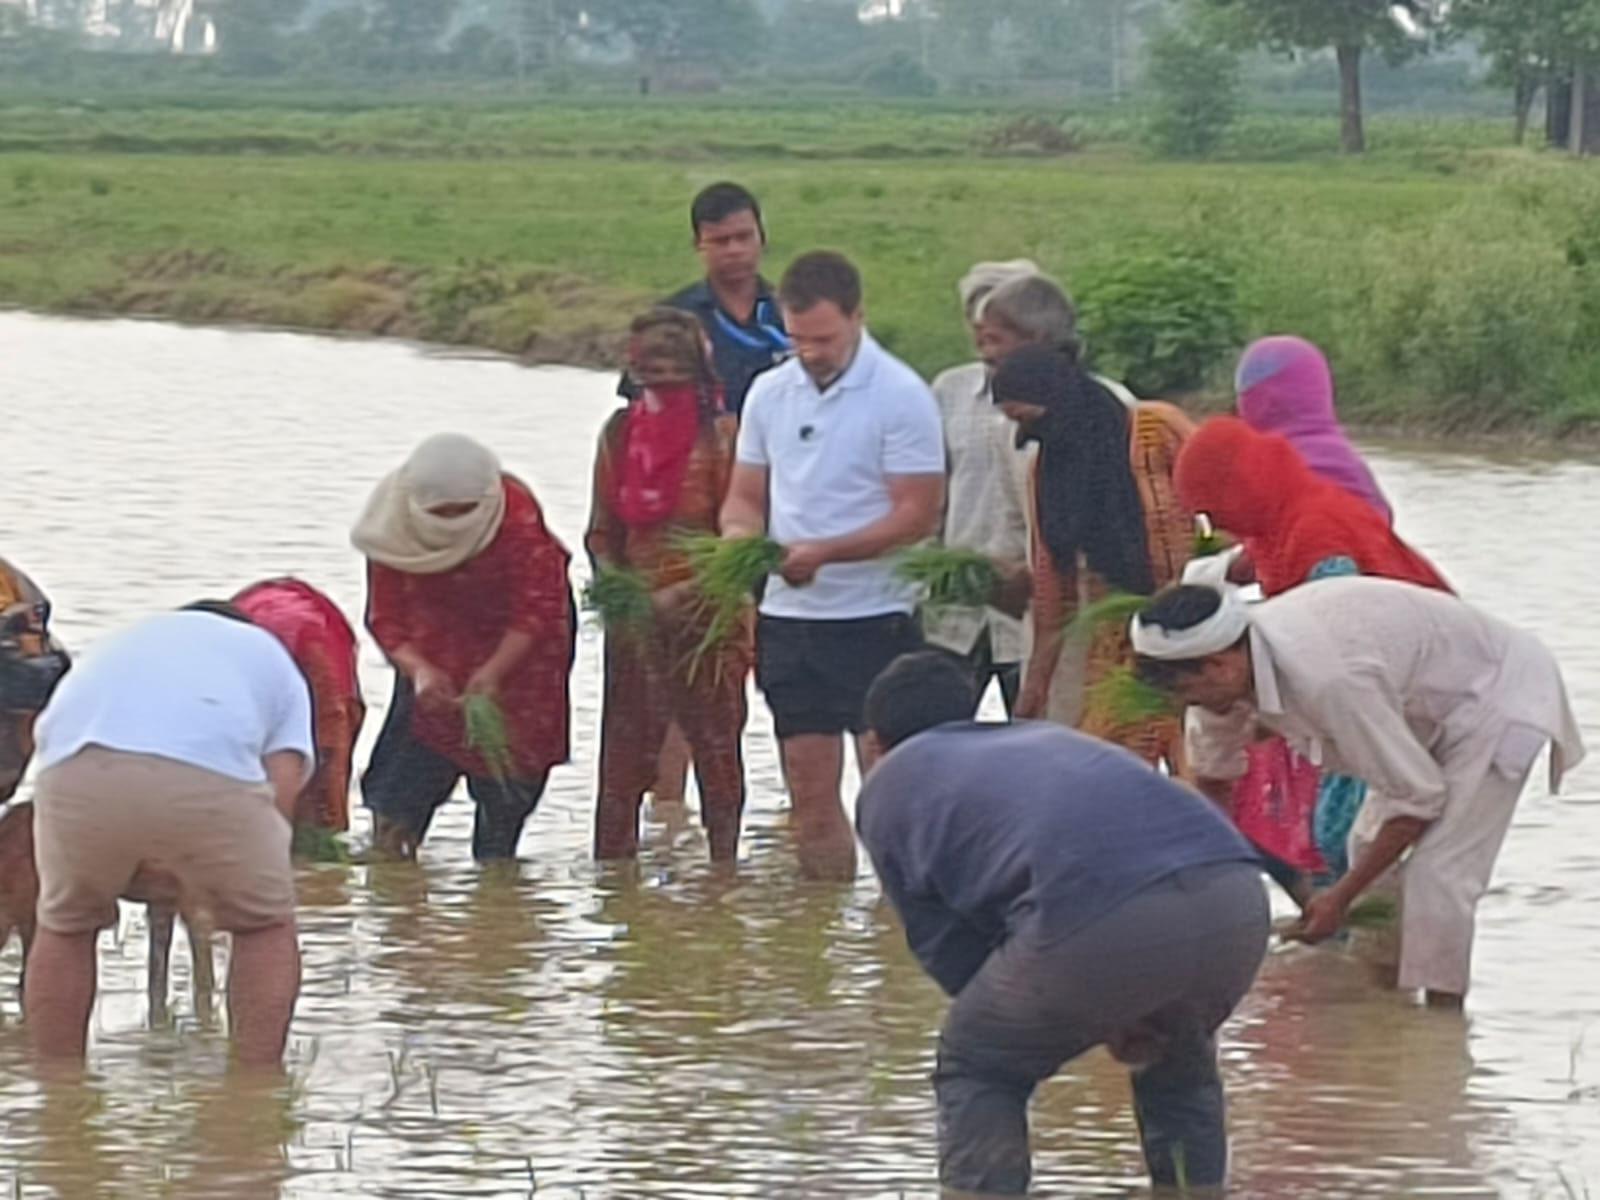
35,610,315,786
737,330,945,621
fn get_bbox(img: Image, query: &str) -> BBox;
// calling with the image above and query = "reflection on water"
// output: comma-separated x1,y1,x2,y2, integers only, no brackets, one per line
1,312,1598,1197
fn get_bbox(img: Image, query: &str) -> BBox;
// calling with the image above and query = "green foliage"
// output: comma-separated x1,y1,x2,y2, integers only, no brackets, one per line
1,98,1597,434
583,564,654,634
676,532,782,680
463,693,515,781
859,50,938,98
1085,665,1176,727
583,0,767,72
292,824,353,864
895,546,999,614
1196,0,1436,61
1065,591,1150,641
417,264,510,340
1346,894,1399,929
205,0,309,75
1145,23,1239,158
1076,241,1244,397
1351,201,1579,427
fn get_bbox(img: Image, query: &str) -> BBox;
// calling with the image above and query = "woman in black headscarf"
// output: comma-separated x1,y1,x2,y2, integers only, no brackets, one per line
992,344,1198,768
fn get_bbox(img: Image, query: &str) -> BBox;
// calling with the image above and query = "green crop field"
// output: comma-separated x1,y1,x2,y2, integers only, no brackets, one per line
2,97,1597,431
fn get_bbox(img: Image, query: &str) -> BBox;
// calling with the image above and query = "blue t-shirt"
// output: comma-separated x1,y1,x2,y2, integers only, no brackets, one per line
857,721,1258,996
616,279,790,416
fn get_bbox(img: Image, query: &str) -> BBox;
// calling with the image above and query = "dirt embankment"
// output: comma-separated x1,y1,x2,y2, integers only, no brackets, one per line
64,249,644,369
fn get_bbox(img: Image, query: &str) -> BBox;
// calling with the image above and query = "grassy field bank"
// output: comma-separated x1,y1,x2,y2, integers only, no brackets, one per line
3,100,1598,433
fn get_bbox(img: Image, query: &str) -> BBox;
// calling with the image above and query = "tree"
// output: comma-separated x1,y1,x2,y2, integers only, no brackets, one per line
582,0,767,83
197,0,307,73
368,0,459,72
1195,0,1440,153
1453,0,1600,153
770,0,874,64
1145,20,1239,156
478,0,587,78
1453,0,1563,144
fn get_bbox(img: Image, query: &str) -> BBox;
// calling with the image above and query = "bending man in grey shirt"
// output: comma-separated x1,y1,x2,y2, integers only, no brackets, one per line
856,651,1269,1196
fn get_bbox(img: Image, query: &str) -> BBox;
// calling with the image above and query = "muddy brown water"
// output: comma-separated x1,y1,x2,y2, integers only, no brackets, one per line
1,312,1598,1198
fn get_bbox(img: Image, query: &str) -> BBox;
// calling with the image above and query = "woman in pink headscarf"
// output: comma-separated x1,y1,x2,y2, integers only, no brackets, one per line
1220,337,1399,893
1234,335,1391,523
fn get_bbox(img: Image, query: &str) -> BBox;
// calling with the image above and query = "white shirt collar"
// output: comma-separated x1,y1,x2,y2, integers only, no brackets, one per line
814,330,880,397
1250,624,1285,716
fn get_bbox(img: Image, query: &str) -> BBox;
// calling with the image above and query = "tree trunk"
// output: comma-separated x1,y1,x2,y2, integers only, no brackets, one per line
1336,43,1365,154
1572,67,1587,156
1549,74,1572,147
1513,75,1537,146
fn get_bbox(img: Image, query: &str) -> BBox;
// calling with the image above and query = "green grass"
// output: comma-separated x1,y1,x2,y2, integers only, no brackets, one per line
0,99,1595,430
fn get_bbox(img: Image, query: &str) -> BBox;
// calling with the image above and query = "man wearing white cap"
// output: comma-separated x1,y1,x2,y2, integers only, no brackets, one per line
1130,576,1584,1008
923,260,1040,712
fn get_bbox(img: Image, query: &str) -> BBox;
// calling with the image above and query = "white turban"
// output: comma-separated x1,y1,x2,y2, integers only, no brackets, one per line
958,259,1041,320
1130,573,1252,661
351,433,507,575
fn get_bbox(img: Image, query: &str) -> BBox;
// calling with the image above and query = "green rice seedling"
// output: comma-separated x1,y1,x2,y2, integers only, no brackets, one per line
1084,663,1176,727
463,692,514,782
675,531,783,680
582,563,653,634
895,545,998,615
292,824,352,864
1345,894,1399,930
1065,590,1150,640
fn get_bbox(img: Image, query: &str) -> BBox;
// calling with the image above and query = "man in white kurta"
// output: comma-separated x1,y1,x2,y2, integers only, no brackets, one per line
1131,576,1584,1004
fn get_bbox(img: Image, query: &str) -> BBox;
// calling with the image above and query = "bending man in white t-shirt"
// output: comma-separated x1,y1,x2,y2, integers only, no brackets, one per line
27,601,314,1066
720,251,946,881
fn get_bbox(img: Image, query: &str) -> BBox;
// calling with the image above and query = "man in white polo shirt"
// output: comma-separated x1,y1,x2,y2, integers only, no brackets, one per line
26,601,313,1066
721,250,946,881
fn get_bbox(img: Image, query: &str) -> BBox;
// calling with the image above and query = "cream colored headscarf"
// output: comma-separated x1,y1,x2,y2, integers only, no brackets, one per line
958,258,1041,321
351,433,507,575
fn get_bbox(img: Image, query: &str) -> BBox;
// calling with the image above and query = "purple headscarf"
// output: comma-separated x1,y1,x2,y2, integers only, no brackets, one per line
1234,335,1392,524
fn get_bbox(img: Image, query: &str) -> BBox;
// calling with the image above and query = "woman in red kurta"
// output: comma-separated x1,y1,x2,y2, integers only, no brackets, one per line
233,577,366,834
586,309,750,862
353,433,574,862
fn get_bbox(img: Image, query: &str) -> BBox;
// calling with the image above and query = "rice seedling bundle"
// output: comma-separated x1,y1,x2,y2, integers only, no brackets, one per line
895,545,999,614
463,692,515,782
1084,663,1176,727
582,564,654,634
675,531,784,679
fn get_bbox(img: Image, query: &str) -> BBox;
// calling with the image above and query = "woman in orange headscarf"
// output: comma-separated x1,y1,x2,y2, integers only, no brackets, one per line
586,309,750,863
1175,415,1451,882
233,578,365,834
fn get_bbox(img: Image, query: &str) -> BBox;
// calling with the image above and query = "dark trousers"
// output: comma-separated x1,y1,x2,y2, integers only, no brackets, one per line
361,675,548,862
962,627,1021,718
935,862,1269,1195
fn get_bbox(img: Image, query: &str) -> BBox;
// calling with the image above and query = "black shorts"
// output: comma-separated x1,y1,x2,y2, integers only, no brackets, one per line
755,612,924,739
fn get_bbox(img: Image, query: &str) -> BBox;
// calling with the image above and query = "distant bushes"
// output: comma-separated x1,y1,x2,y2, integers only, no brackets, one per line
1063,164,1600,431
858,50,938,98
1221,165,1600,431
1144,24,1239,158
1077,242,1244,397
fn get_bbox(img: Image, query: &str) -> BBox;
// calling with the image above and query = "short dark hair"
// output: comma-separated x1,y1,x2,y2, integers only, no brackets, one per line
691,181,764,240
778,250,863,315
1131,585,1242,689
864,651,978,751
181,599,255,625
